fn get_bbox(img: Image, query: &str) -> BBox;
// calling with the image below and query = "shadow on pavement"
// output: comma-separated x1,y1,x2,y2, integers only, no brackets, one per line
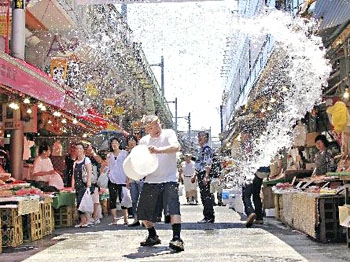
260,219,350,262
53,221,245,235
123,246,177,259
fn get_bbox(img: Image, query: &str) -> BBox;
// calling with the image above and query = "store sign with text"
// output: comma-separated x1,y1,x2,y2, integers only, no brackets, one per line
77,0,222,4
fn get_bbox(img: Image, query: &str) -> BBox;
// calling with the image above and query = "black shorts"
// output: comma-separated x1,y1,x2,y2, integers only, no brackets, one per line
108,181,128,210
137,182,181,222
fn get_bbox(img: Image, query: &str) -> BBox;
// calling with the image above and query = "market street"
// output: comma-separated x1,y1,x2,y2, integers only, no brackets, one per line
2,201,350,262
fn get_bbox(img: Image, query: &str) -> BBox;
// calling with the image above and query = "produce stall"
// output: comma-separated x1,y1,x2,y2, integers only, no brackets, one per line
0,173,55,251
327,172,350,248
273,176,346,243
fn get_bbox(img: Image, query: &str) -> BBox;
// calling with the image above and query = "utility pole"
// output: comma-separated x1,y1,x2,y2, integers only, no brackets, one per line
11,0,25,60
175,97,178,133
167,97,177,132
150,56,165,97
188,112,191,140
161,56,164,97
121,3,127,22
209,126,212,147
10,0,25,180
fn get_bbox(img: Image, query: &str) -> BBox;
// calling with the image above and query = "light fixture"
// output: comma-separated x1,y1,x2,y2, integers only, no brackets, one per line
38,103,43,108
48,120,52,124
9,102,19,110
61,119,67,124
41,106,46,111
6,134,11,138
73,119,78,124
26,108,32,114
53,111,61,117
23,98,30,104
344,88,350,99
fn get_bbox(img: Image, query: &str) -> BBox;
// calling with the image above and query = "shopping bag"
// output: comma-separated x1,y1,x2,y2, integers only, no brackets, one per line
121,187,132,208
97,171,109,188
78,189,94,213
178,184,184,197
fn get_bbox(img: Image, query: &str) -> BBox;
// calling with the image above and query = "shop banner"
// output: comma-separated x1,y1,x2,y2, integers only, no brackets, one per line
77,0,222,4
0,52,84,116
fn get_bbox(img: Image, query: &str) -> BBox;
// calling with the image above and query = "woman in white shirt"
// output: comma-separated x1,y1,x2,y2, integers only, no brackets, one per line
33,144,64,190
108,137,130,225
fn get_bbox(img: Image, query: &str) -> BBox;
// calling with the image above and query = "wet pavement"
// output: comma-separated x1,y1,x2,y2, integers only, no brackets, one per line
1,202,350,262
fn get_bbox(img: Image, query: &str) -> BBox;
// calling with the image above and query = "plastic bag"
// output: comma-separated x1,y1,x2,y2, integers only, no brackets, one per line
178,184,184,197
78,189,94,213
97,169,109,188
121,187,132,208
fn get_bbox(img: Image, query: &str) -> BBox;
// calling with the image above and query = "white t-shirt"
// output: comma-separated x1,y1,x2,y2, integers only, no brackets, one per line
108,150,128,185
181,161,195,177
33,156,54,174
139,129,179,183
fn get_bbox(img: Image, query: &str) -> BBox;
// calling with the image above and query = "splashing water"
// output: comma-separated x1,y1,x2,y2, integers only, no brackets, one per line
226,9,331,186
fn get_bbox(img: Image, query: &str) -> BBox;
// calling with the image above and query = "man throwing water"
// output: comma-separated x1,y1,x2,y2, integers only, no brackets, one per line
137,115,184,252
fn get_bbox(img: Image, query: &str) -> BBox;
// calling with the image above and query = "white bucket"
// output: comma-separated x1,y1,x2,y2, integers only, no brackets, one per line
122,145,158,180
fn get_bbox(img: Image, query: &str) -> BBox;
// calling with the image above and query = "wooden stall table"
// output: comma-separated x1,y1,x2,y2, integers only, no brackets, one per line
0,195,40,215
327,172,350,248
274,190,345,243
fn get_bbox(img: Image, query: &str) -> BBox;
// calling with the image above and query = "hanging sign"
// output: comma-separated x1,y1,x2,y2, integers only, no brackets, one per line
103,99,115,118
51,57,68,86
77,0,222,4
14,0,25,9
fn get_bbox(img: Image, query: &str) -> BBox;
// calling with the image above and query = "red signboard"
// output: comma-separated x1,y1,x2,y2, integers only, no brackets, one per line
0,52,84,116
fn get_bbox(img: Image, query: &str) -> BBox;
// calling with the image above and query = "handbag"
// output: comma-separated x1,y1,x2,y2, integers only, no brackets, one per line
81,157,98,184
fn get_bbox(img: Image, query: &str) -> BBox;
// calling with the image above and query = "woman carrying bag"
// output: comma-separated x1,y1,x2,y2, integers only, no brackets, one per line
108,137,130,225
72,143,94,228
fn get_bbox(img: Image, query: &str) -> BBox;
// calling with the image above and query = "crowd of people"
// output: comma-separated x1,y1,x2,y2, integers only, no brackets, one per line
30,115,343,251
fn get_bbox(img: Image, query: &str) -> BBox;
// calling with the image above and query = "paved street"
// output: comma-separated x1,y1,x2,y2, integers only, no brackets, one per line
2,201,350,262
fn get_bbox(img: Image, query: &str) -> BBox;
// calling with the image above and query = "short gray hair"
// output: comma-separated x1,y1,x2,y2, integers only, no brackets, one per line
141,115,160,127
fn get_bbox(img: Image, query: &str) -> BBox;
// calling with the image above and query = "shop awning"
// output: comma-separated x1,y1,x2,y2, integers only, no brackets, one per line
314,0,350,30
0,51,84,116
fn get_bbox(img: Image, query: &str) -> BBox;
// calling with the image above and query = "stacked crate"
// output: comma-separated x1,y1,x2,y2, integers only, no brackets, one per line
41,201,54,236
317,196,346,243
0,208,23,247
30,210,43,241
22,209,43,242
54,205,73,228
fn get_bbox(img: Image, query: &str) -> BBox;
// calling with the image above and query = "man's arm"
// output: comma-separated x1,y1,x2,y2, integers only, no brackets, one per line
149,144,180,154
149,129,180,154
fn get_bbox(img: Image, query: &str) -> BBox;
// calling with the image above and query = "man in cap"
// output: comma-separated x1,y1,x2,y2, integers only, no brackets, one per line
137,115,184,252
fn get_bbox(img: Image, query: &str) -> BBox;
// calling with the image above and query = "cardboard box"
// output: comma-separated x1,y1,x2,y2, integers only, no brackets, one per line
339,205,350,227
306,132,319,147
